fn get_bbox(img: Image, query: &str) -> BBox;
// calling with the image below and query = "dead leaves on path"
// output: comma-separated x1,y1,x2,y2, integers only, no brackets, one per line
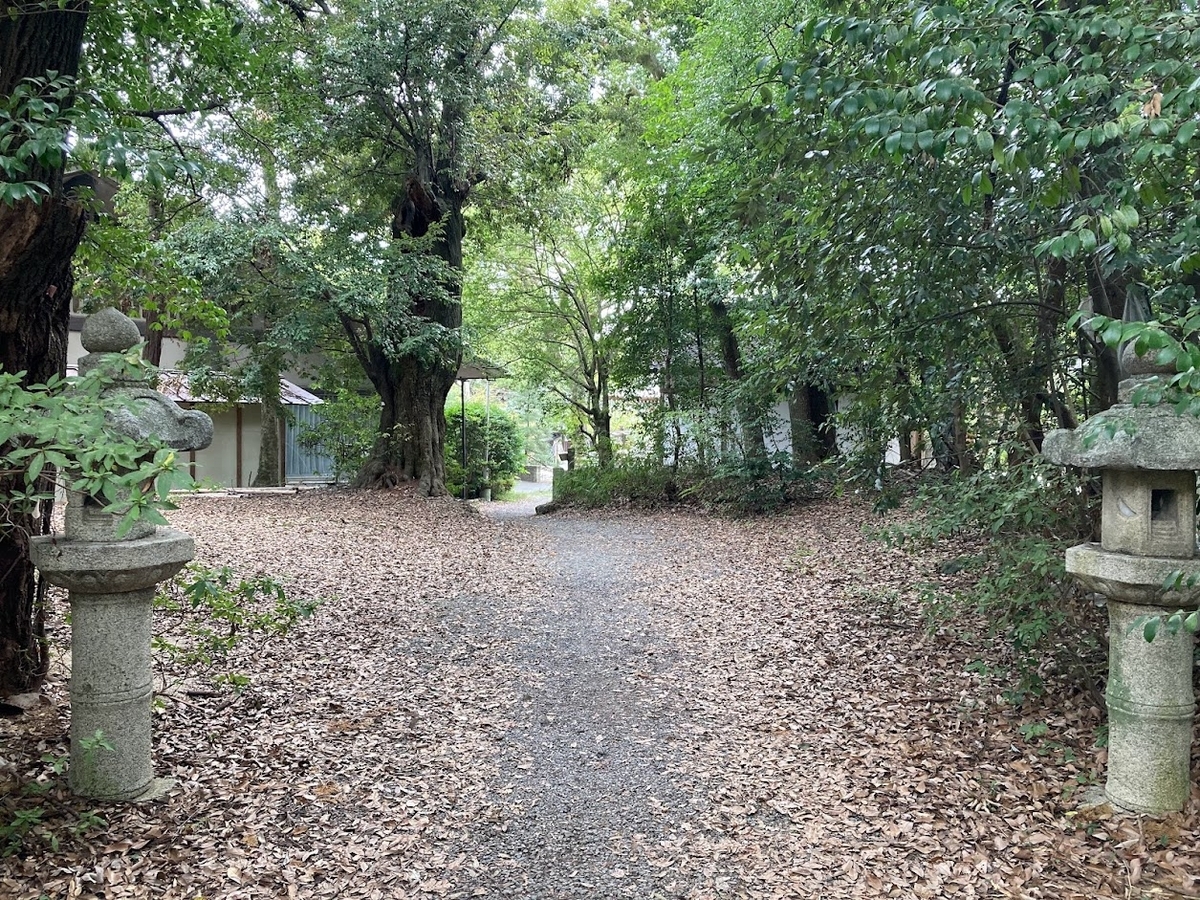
1,492,1197,899
4,491,530,900
606,501,1200,899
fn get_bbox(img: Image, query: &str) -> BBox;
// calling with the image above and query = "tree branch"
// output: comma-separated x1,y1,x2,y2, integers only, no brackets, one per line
124,101,223,119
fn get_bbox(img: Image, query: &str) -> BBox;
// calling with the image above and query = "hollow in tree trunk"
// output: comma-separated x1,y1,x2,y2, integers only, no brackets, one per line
350,175,464,495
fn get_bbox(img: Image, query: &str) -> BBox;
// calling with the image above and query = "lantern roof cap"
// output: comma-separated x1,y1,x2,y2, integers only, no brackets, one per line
1043,377,1200,471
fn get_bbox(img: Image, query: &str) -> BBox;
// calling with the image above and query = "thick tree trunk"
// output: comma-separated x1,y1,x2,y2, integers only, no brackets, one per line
357,354,453,495
788,384,819,464
252,347,284,487
0,4,91,695
353,174,464,496
709,299,765,460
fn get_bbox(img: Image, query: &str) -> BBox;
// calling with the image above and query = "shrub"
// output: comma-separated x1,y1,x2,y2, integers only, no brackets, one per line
296,388,378,484
552,452,829,513
552,458,682,507
697,450,831,514
153,563,320,691
881,449,1100,699
0,350,192,539
444,400,524,498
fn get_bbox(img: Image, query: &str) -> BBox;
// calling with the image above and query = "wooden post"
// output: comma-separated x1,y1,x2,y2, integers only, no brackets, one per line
235,405,244,487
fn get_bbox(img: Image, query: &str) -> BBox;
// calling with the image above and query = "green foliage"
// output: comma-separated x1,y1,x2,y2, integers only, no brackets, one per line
75,209,228,343
1018,721,1050,742
884,453,1096,693
466,168,624,467
699,450,829,515
1077,309,1200,414
0,733,111,857
444,400,525,499
552,448,828,514
0,351,192,538
153,563,320,691
0,804,46,857
77,731,115,762
0,74,75,204
297,389,379,485
1134,583,1200,643
552,458,689,508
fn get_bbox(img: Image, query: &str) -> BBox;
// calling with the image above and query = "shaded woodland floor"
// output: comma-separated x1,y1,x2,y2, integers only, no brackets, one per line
2,490,1198,899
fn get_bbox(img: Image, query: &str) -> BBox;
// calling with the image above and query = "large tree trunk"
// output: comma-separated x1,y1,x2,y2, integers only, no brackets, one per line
788,383,819,464
251,346,284,487
357,353,453,495
0,4,91,696
709,299,765,461
353,176,464,496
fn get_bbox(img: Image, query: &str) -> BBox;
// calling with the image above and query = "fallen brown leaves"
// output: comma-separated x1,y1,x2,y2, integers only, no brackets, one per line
0,491,1196,899
605,500,1200,900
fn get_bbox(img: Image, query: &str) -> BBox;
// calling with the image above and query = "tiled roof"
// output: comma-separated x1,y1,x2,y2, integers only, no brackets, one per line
64,367,323,406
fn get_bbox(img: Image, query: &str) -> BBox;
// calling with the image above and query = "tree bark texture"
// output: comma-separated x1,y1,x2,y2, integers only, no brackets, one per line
787,384,819,464
709,299,765,461
0,4,91,694
357,350,453,496
252,346,284,487
352,177,464,496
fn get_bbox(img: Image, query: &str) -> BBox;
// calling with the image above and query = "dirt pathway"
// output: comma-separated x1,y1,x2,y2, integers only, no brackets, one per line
456,506,703,898
3,492,1197,900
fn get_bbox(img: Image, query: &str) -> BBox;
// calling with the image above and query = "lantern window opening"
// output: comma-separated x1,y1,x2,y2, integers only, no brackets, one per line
1151,488,1178,527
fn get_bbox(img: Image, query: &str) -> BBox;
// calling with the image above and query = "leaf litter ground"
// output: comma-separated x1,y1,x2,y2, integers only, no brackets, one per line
2,490,1198,899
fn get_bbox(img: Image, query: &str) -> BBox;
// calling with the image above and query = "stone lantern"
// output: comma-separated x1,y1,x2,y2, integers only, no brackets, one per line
1043,347,1200,815
30,308,213,800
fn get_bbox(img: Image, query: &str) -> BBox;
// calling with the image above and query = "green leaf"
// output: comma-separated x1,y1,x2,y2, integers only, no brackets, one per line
1143,616,1160,642
26,451,45,486
1101,320,1124,347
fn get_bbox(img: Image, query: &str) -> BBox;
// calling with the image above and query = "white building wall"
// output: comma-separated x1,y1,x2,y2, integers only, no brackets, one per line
764,400,792,456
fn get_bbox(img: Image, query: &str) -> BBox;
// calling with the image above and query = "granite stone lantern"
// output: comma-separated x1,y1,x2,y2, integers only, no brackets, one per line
30,308,213,800
1043,346,1200,815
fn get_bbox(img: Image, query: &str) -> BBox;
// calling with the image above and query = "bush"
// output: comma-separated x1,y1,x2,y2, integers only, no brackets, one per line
445,400,524,498
881,450,1100,699
698,450,831,514
153,563,320,692
552,458,688,507
552,452,829,513
0,350,190,538
296,388,377,484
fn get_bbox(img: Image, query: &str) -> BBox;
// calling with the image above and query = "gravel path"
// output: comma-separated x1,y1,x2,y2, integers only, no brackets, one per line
458,505,699,898
4,491,1196,900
